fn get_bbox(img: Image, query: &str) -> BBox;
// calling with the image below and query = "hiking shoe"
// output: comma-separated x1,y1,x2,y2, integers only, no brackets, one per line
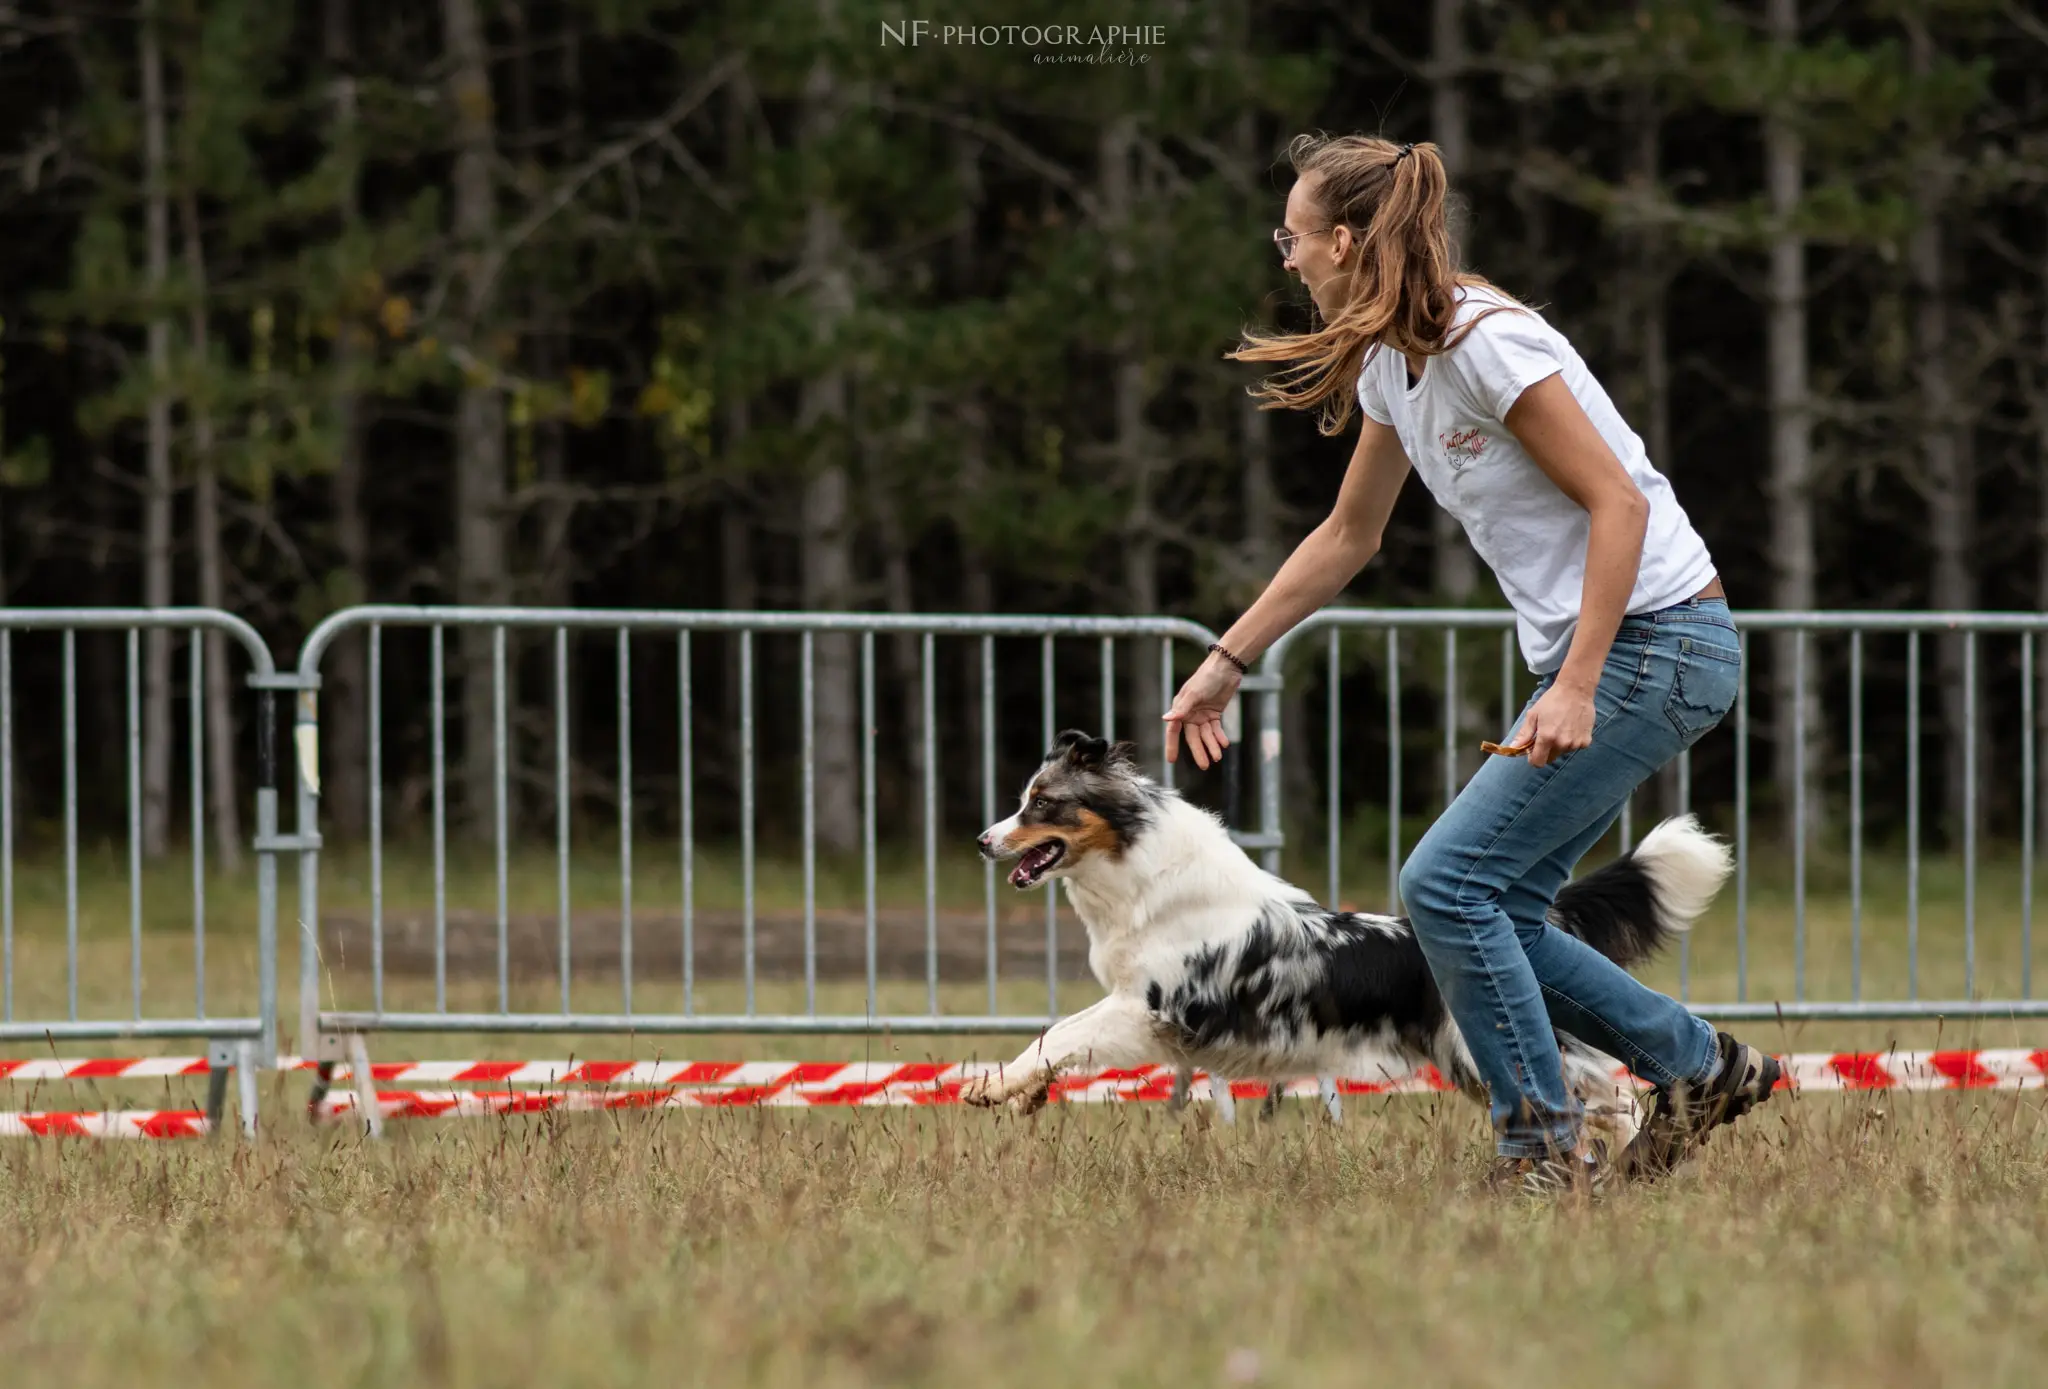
1484,1139,1613,1200
1621,1032,1783,1180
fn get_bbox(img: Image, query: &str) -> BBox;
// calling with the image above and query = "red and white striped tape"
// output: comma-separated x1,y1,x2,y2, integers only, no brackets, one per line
0,1110,209,1139
5,1050,2047,1137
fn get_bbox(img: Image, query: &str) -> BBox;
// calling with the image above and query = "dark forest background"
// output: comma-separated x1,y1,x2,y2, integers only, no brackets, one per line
1,0,2045,864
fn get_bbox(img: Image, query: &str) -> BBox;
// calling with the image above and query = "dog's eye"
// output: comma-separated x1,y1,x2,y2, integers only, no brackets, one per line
1031,795,1050,812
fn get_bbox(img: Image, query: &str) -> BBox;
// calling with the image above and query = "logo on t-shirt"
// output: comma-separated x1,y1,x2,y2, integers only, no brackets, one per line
1439,426,1489,471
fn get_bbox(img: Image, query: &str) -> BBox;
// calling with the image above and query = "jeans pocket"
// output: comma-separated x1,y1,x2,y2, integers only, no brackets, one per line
1663,633,1741,744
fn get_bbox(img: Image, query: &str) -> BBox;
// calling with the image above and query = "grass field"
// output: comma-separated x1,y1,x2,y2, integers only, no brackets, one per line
3,835,2048,1386
4,1091,2048,1386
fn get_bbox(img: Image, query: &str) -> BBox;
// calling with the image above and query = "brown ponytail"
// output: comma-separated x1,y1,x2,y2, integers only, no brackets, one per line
1231,133,1516,436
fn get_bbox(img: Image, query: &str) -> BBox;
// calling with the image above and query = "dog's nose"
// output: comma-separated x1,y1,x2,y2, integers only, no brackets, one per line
976,831,994,855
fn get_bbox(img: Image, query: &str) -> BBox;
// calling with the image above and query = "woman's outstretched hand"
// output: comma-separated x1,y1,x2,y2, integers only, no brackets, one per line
1162,654,1242,769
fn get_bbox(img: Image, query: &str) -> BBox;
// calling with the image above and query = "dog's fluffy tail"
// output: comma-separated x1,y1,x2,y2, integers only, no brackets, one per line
1549,814,1733,968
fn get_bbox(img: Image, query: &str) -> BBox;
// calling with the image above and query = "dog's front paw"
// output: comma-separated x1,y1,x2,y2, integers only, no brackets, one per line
959,1073,1006,1108
1008,1077,1053,1116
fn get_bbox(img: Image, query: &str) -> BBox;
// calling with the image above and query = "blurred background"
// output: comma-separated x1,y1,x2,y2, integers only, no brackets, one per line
0,0,2042,872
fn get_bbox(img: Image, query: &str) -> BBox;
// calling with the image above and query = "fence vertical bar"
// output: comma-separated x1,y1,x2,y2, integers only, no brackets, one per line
1100,636,1114,739
127,629,141,1019
738,626,756,1017
1676,725,1691,997
370,626,383,1014
1386,628,1401,915
1442,628,1456,813
1,631,11,1022
190,630,204,1018
1964,630,1977,999
1043,635,1058,1014
1793,628,1806,1002
64,629,77,1021
1734,629,1748,1003
619,629,635,1017
680,630,694,1015
262,673,285,1070
924,632,939,1017
493,626,509,1014
1158,642,1176,790
982,635,998,1015
1908,630,1920,1000
1499,629,1514,736
862,632,877,1019
1327,627,1340,911
290,674,316,1064
1849,629,1863,1003
2025,632,2036,1001
555,628,570,1017
802,631,817,1016
431,625,446,1014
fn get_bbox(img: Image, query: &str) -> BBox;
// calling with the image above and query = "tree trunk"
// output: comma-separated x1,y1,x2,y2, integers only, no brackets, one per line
948,135,996,775
798,23,860,854
1097,115,1165,768
178,190,243,870
140,2,174,859
2036,231,2048,859
323,0,371,841
1618,79,1686,819
877,472,926,819
1764,0,1822,849
1429,0,1479,610
443,0,510,841
1429,0,1487,800
1909,18,1973,847
520,0,574,611
879,387,933,812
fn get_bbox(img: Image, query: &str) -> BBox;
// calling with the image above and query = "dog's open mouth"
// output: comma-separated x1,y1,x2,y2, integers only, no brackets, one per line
1009,840,1066,889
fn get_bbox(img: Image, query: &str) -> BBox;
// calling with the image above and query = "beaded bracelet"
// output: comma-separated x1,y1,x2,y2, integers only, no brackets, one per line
1208,642,1249,674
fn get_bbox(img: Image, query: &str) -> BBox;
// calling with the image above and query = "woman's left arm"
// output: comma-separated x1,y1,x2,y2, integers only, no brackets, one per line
1500,373,1649,766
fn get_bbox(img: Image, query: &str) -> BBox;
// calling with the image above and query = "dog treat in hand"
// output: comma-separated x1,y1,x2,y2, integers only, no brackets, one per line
1480,736,1534,757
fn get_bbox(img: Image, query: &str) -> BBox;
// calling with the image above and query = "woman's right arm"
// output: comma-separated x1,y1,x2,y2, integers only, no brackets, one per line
1164,419,1413,768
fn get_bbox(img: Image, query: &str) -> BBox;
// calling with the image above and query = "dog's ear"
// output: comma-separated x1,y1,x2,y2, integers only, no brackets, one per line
1105,740,1140,770
1048,729,1093,763
1048,729,1112,767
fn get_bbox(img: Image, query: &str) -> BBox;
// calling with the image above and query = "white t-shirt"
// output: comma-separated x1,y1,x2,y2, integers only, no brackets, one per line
1357,284,1716,673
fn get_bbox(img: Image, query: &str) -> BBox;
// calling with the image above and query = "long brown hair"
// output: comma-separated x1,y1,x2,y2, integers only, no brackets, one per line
1232,133,1515,435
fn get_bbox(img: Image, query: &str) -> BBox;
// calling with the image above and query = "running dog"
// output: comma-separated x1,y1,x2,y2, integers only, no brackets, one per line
962,730,1733,1151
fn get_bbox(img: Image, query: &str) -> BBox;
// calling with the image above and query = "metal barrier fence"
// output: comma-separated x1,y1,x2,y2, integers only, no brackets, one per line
0,609,286,1135
289,607,1230,1063
1255,609,2048,1022
13,602,2044,1140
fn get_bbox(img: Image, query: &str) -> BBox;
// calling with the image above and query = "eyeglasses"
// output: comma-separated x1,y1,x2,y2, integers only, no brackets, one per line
1272,226,1329,262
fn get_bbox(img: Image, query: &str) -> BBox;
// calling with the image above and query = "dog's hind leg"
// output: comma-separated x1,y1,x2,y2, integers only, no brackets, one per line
961,994,1164,1115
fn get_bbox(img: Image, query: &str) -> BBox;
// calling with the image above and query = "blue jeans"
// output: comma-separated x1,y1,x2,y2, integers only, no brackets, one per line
1397,597,1739,1158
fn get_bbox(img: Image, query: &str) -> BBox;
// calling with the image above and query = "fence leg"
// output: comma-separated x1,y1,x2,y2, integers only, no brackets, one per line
346,1033,383,1139
1318,1075,1342,1122
205,1038,235,1136
312,1032,384,1138
1168,1065,1191,1112
236,1040,260,1139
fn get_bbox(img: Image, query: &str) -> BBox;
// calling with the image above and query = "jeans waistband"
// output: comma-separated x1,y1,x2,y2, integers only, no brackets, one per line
1616,596,1735,642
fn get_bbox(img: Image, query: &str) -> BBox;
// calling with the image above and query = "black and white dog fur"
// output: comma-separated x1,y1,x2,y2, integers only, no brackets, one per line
963,730,1734,1151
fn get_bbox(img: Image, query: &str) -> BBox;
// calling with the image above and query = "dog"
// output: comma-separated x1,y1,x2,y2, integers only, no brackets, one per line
961,729,1734,1153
